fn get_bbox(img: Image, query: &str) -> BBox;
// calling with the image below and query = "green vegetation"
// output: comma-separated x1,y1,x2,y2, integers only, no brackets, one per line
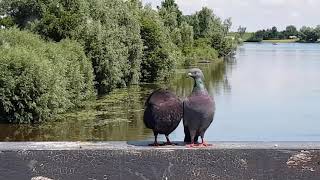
262,39,298,43
247,25,320,43
0,29,95,123
0,0,238,123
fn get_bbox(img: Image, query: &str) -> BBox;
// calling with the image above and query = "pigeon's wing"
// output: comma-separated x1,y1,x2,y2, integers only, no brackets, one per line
144,89,183,134
154,98,183,134
183,97,202,143
198,95,215,134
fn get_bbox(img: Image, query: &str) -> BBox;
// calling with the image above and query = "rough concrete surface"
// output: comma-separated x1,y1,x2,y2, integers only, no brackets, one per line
0,142,320,180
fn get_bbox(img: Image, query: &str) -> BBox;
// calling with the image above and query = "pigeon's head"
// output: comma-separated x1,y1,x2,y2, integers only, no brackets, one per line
188,68,204,80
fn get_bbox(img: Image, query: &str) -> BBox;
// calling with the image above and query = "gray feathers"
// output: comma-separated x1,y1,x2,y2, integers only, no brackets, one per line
143,68,215,145
143,89,183,140
183,68,215,144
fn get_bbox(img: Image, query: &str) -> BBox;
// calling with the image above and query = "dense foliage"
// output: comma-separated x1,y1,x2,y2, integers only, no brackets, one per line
247,25,320,43
0,29,95,123
139,5,179,82
0,0,237,123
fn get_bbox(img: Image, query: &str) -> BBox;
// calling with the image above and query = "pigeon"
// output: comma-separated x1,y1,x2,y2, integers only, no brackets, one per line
183,68,215,147
143,89,183,146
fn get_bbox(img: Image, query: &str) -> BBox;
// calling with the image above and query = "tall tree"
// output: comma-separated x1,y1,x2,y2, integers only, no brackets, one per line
237,26,246,38
285,25,298,36
223,17,232,35
157,0,182,31
270,26,278,39
299,26,318,42
314,25,320,38
139,6,177,82
180,21,194,53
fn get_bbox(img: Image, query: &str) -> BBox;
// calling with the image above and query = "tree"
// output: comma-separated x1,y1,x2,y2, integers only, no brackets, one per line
299,26,318,42
223,17,232,35
180,21,194,53
157,0,182,31
171,27,182,47
1,0,90,41
285,25,298,37
158,0,182,28
237,26,246,38
77,0,143,94
270,26,278,39
0,28,95,123
314,25,320,38
197,7,213,38
2,0,144,94
139,6,178,82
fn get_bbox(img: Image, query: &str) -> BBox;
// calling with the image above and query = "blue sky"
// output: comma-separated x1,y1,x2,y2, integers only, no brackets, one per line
142,0,320,32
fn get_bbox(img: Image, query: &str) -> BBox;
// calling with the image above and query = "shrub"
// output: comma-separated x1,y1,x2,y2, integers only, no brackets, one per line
75,0,143,94
139,6,179,82
183,38,218,65
0,28,95,123
1,0,143,95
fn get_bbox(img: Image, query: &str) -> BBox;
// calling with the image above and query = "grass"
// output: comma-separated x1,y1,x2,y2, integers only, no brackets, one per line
262,39,299,43
228,32,255,42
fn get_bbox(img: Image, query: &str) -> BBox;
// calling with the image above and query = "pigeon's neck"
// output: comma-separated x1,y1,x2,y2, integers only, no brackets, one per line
192,78,208,95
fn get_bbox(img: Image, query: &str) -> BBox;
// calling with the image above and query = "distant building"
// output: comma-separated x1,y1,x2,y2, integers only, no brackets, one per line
289,36,298,39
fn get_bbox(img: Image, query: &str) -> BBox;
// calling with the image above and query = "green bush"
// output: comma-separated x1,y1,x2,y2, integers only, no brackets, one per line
0,28,95,123
75,0,143,94
183,38,218,65
139,6,179,82
1,0,238,95
1,0,143,95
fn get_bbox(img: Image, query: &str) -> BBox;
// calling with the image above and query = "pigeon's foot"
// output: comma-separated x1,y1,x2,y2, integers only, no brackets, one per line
186,143,197,148
148,142,160,146
198,138,212,147
163,142,177,146
197,142,212,147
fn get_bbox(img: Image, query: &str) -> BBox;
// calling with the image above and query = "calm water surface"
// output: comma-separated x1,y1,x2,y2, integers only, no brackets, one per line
1,42,320,141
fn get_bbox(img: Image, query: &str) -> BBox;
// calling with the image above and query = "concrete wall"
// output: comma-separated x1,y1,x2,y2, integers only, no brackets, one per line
0,142,320,180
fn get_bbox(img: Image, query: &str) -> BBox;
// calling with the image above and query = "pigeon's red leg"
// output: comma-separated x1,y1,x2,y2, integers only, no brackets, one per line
198,137,212,147
186,141,196,148
187,131,198,148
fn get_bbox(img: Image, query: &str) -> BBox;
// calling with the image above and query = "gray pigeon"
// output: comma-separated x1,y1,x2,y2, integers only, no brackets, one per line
144,89,183,146
183,68,215,147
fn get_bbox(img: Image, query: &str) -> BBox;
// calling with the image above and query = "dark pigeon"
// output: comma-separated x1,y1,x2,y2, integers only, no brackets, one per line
143,89,183,146
183,68,215,147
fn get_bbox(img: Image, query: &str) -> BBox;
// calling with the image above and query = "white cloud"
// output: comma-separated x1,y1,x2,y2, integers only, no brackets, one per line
143,0,320,31
259,0,286,6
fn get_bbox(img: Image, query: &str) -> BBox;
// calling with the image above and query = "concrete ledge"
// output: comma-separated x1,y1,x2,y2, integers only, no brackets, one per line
1,142,320,180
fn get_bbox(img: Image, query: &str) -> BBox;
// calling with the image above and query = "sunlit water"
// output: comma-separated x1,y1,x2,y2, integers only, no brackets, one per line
1,42,320,141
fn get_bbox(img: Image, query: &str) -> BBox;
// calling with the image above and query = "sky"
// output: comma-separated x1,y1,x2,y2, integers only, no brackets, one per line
142,0,320,32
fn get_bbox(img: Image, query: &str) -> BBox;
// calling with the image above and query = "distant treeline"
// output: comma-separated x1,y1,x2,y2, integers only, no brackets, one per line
247,25,320,43
0,0,239,123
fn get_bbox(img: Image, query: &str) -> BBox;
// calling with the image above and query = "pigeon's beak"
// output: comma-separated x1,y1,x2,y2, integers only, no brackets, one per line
187,72,192,77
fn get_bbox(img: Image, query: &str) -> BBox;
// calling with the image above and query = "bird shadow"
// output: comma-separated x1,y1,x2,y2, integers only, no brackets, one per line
127,141,187,147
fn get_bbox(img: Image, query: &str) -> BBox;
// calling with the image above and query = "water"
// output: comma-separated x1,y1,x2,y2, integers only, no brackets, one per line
1,42,320,141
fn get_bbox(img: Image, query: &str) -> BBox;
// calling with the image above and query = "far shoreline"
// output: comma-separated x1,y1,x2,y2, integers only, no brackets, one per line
244,39,320,43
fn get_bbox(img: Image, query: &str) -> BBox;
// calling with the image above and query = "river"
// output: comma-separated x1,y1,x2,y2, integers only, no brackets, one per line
1,42,320,141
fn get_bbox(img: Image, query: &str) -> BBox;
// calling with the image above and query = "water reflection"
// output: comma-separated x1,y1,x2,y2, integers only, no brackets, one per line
171,59,232,98
0,59,230,141
5,43,318,141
